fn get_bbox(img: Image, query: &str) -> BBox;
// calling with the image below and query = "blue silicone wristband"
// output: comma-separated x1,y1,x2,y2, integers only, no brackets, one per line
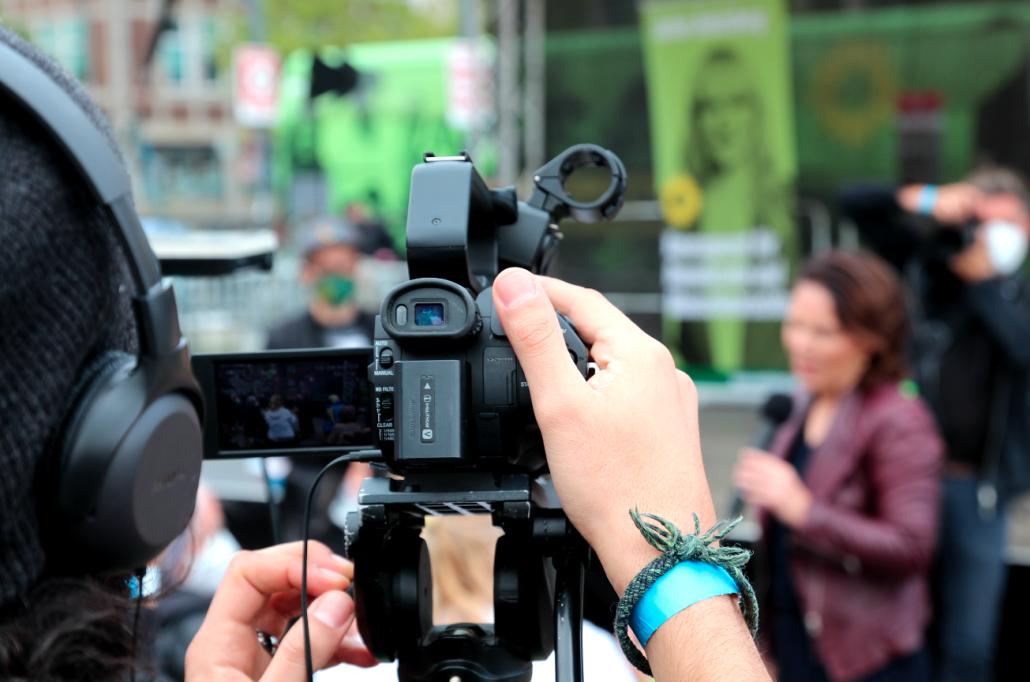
629,561,739,647
917,184,938,215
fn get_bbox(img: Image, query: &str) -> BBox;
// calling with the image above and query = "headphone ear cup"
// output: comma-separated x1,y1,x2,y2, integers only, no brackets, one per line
45,351,134,485
48,351,202,573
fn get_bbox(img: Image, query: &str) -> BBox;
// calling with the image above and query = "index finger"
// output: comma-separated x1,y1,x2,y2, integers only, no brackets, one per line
205,543,350,626
537,276,638,345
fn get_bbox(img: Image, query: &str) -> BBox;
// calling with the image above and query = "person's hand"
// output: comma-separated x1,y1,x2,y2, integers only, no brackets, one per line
733,448,812,528
949,231,996,282
897,182,982,224
185,541,376,681
491,268,715,595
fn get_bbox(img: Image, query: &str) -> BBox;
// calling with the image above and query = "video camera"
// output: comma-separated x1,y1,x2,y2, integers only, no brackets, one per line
193,144,627,681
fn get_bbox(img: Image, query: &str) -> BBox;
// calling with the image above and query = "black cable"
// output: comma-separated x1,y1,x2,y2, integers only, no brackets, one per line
300,450,382,681
130,566,146,682
260,457,282,545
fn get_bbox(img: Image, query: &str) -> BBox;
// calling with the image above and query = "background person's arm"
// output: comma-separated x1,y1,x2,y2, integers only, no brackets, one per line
492,269,769,681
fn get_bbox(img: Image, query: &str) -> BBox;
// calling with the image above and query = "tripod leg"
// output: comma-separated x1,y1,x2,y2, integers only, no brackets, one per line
553,544,585,682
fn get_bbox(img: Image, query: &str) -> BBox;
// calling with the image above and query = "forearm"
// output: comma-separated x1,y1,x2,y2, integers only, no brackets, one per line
646,595,769,681
588,466,717,595
586,475,765,680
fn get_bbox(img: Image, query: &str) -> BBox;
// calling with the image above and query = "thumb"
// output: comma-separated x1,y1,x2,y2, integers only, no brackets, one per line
260,591,355,681
492,269,587,413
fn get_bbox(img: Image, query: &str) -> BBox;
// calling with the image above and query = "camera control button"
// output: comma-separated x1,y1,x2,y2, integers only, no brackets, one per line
379,347,395,369
395,305,408,326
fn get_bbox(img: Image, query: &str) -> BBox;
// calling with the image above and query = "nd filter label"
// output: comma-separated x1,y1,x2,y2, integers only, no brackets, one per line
420,375,435,442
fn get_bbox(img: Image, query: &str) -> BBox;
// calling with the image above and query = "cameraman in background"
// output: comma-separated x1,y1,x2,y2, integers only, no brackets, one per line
839,169,1030,682
267,216,375,351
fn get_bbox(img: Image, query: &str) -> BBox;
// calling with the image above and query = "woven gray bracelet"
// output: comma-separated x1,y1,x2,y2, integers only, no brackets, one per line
613,510,759,676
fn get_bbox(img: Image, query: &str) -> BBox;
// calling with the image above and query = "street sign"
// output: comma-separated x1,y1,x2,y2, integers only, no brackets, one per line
233,44,280,128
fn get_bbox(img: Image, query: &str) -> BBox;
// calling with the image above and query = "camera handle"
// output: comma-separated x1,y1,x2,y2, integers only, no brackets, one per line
345,472,587,682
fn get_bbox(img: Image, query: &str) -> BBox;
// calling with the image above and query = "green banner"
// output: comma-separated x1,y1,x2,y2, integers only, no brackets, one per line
640,0,797,376
274,39,496,246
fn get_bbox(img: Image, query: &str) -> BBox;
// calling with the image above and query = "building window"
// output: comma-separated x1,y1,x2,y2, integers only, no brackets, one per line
140,144,225,202
158,23,185,84
202,18,220,82
34,19,90,81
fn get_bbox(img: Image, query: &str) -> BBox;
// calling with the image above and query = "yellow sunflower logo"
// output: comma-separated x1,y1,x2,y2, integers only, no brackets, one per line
660,173,704,230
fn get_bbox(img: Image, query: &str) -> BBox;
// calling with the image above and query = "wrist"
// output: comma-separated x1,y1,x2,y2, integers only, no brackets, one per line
915,184,938,216
590,496,717,595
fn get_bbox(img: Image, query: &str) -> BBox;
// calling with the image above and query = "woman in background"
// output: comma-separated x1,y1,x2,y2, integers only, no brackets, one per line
734,251,942,682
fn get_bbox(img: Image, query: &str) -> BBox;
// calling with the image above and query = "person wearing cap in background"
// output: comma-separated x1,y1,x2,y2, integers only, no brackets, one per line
266,215,375,351
254,216,377,549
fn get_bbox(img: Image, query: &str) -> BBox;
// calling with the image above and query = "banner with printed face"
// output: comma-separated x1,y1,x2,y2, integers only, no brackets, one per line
640,0,797,377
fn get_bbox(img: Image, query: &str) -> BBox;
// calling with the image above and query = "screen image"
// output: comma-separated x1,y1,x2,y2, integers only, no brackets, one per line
414,302,445,326
213,356,373,452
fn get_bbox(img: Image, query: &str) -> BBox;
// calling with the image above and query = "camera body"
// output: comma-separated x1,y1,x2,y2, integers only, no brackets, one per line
347,147,625,680
370,279,587,474
368,148,617,475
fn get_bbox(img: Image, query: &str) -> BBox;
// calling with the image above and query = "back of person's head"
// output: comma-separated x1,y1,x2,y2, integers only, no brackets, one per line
798,250,910,390
0,25,140,679
965,164,1029,209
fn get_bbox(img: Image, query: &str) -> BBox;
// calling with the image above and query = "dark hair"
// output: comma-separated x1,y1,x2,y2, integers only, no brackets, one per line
964,164,1030,213
0,576,143,681
799,251,909,390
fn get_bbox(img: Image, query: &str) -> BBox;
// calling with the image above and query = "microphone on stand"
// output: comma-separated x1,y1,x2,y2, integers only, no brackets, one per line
728,393,794,519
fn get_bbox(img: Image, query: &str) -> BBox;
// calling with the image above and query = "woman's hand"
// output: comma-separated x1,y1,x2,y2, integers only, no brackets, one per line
491,269,716,595
734,448,813,528
185,541,376,681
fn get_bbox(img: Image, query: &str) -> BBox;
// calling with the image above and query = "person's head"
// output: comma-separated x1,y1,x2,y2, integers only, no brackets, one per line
783,251,909,397
299,216,363,309
688,47,760,179
965,165,1030,230
269,395,283,410
0,25,144,676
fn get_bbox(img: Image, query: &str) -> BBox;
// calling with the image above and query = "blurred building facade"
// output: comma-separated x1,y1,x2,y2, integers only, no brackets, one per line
1,0,267,227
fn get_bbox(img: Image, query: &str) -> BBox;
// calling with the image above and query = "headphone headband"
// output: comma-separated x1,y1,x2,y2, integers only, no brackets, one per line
0,39,162,295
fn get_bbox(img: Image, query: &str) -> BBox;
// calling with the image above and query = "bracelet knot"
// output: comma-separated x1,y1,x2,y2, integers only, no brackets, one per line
614,510,760,675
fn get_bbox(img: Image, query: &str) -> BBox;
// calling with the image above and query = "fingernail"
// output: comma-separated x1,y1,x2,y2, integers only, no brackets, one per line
329,553,353,571
319,567,349,582
494,269,538,309
312,591,352,629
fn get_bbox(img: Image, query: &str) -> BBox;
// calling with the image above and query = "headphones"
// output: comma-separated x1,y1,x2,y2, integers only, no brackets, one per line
0,39,204,574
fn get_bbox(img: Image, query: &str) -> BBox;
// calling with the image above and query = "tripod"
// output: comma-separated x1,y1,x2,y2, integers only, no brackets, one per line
345,470,587,682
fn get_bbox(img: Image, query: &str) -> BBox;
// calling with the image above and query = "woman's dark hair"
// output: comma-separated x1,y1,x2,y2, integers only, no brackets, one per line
799,250,910,390
0,575,144,681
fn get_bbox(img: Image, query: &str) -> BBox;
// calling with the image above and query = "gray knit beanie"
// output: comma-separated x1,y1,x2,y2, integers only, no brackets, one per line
0,26,137,606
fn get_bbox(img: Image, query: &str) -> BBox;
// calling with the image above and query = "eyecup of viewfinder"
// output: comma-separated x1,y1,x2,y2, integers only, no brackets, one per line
380,278,481,342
